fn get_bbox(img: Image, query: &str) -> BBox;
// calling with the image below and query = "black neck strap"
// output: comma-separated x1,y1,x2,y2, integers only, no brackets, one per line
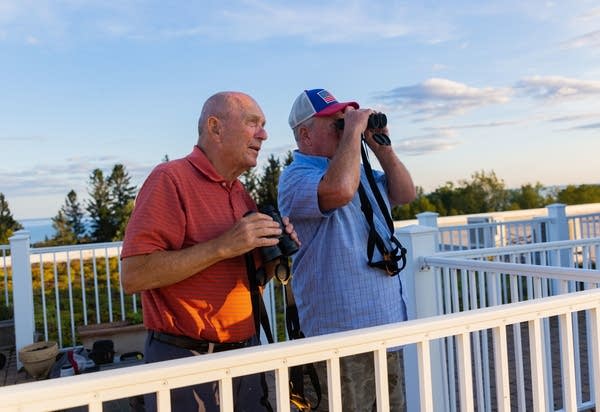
358,139,407,276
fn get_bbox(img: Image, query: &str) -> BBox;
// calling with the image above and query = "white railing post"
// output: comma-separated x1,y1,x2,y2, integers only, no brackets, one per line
397,225,446,412
417,211,439,228
547,204,571,295
546,203,569,243
9,230,35,369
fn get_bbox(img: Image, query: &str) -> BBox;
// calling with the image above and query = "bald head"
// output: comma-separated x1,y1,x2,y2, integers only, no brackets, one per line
197,92,259,145
195,91,267,181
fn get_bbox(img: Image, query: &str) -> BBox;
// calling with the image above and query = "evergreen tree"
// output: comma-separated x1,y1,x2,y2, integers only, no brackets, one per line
283,150,293,167
51,210,77,245
108,164,136,240
256,154,282,209
0,193,22,244
50,190,86,245
87,169,114,242
240,169,260,201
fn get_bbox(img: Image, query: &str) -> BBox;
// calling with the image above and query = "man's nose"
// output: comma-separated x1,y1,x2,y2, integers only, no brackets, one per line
256,127,268,140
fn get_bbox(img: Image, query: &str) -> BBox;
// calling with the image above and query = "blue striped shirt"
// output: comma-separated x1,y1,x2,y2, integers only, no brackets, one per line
278,151,407,337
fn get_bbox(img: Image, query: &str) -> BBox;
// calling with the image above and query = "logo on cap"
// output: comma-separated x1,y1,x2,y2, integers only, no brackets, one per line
317,90,336,104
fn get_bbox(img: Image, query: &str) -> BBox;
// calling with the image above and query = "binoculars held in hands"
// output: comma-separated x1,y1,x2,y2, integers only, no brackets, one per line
334,113,391,146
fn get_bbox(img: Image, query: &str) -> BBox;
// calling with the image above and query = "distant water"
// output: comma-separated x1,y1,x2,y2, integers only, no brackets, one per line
18,218,55,243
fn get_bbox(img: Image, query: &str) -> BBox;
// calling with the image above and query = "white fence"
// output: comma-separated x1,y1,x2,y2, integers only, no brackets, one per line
2,279,600,411
2,203,600,411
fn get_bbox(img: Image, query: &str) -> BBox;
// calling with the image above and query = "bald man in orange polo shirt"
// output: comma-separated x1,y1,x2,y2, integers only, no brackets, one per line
121,91,298,412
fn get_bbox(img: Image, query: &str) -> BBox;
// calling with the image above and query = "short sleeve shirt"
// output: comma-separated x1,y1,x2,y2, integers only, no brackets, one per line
121,146,257,342
278,150,407,337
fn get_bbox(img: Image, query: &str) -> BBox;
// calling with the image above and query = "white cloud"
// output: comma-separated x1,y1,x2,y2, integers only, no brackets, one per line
548,112,600,123
568,122,600,130
576,7,600,21
0,1,457,45
516,75,600,100
393,134,460,156
0,157,152,199
377,78,511,119
25,35,39,44
425,119,523,130
561,30,600,49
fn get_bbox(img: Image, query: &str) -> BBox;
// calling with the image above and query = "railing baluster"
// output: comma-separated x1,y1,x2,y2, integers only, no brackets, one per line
67,252,76,347
374,348,390,412
529,317,547,411
560,311,577,411
328,355,342,411
492,325,510,412
79,249,87,325
417,340,433,411
456,332,474,412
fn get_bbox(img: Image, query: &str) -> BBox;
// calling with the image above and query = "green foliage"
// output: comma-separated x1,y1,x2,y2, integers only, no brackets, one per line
87,168,114,242
557,184,600,205
108,164,137,240
30,256,141,343
255,155,282,209
49,190,87,246
86,164,137,243
507,183,549,210
392,186,437,220
0,193,23,244
393,171,600,219
0,303,13,321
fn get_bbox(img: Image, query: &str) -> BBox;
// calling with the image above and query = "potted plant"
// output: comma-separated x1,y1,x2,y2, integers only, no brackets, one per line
0,304,15,349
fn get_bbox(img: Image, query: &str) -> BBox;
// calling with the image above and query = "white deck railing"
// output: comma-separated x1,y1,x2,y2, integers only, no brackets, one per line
2,202,600,411
2,287,600,411
421,238,600,411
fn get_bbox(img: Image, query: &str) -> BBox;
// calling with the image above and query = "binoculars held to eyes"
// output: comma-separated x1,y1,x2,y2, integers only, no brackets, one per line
335,113,391,145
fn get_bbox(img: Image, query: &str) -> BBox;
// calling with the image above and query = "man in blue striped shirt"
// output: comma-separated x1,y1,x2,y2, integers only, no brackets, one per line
278,88,416,411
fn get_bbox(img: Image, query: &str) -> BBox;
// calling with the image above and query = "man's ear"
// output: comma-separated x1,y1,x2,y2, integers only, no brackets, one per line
298,125,311,146
207,116,221,139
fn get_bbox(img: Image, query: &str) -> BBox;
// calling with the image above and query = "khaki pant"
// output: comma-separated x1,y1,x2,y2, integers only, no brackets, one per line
302,350,405,412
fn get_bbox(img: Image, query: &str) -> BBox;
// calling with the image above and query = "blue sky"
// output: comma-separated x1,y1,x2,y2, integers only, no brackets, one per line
1,1,600,219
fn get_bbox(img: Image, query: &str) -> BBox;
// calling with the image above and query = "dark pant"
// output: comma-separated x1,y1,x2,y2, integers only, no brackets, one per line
143,333,271,412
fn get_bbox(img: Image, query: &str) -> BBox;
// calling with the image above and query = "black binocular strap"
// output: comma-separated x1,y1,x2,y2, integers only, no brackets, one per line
245,254,321,411
359,140,407,275
284,279,322,411
244,253,275,412
245,253,275,344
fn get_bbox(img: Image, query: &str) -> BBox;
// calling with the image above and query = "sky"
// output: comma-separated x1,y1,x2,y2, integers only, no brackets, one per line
1,1,600,220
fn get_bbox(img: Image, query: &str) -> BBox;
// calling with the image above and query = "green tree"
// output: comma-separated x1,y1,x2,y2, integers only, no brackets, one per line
108,164,136,240
508,183,550,210
240,169,260,201
0,193,22,244
557,184,600,204
455,170,508,213
51,210,77,245
50,190,86,245
256,155,282,209
114,199,135,240
87,169,114,242
392,186,436,220
283,150,293,167
426,182,456,216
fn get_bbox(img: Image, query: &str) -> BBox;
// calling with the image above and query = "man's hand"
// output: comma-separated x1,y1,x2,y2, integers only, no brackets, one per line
281,216,300,248
219,212,283,258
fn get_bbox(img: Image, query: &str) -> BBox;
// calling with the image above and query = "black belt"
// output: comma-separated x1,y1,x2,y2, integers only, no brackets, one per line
150,331,250,353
